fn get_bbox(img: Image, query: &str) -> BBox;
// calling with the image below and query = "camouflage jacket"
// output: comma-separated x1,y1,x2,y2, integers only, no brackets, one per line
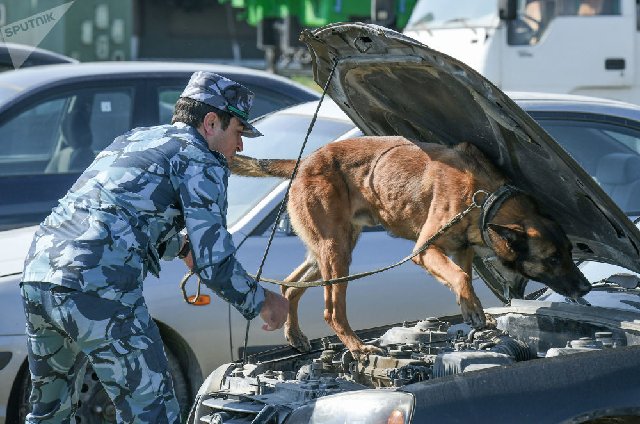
22,123,265,320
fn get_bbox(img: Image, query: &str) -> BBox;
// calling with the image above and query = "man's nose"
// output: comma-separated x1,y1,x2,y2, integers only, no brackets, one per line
237,138,244,152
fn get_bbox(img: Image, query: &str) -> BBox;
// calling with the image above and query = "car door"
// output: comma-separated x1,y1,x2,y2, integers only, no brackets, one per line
0,82,137,230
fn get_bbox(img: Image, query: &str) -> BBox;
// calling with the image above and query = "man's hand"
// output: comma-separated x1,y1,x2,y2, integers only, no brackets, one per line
179,235,194,269
182,251,194,270
260,290,289,331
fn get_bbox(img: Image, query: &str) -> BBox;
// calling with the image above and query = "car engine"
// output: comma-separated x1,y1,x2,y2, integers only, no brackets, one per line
188,299,639,423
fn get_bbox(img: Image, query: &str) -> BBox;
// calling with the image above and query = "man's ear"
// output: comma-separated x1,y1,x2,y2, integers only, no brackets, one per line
202,112,218,133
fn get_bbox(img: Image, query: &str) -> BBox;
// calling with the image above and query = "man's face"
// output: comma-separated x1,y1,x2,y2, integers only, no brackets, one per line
204,114,245,161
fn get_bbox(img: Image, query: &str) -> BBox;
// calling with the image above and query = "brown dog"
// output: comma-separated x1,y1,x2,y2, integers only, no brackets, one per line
231,136,591,356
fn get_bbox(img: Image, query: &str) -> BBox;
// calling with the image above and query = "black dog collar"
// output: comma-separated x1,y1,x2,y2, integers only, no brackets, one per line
480,185,523,249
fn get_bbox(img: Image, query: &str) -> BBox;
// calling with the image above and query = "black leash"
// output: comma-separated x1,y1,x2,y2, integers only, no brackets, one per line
241,59,340,364
177,56,506,364
248,189,490,288
178,59,338,307
179,189,492,292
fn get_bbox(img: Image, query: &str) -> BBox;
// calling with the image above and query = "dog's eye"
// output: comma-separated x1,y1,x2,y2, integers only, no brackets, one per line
547,256,560,266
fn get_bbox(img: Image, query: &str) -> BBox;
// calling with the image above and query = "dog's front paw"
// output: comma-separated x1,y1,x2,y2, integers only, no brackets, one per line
350,344,384,363
285,324,311,352
359,344,384,355
460,295,486,328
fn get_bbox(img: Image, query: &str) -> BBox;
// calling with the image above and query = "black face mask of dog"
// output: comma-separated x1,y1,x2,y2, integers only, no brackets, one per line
487,219,592,299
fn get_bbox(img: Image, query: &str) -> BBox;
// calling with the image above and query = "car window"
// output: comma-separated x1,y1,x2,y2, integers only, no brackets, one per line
158,88,181,125
0,97,68,176
538,117,640,213
156,85,303,125
90,91,133,151
538,119,640,176
604,130,640,152
0,87,133,177
227,113,355,227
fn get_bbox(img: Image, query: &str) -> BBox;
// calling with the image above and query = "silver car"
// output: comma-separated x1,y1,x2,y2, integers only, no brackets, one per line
0,61,318,231
3,91,640,422
187,22,640,424
4,76,640,423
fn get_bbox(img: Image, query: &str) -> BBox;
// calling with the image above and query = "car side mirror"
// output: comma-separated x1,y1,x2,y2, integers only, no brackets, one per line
604,273,640,289
275,212,295,236
499,0,517,20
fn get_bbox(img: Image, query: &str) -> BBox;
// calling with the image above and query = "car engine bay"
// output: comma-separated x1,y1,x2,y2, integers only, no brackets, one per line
189,296,640,423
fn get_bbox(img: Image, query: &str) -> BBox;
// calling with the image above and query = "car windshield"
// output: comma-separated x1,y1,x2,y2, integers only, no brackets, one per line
226,111,354,226
537,118,640,215
405,0,499,30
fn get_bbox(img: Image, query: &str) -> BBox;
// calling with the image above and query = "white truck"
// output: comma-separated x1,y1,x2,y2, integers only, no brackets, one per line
402,0,638,103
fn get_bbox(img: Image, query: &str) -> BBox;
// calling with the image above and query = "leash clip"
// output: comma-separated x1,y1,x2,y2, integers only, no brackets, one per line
180,270,210,306
472,190,490,208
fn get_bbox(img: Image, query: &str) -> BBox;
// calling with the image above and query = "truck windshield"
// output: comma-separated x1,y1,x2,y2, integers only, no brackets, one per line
405,0,498,30
508,0,622,45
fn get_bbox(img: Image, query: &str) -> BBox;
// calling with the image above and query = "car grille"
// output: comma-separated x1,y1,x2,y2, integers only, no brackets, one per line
196,395,287,423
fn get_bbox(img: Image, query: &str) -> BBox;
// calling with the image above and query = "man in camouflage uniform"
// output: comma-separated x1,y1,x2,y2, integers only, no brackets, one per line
20,71,289,423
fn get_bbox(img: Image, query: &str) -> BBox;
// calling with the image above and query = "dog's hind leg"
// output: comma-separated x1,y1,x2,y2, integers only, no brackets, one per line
318,226,382,357
412,222,486,327
287,168,375,357
282,255,320,352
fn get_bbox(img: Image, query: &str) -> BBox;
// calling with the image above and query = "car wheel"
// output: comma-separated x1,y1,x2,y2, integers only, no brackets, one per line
16,344,189,423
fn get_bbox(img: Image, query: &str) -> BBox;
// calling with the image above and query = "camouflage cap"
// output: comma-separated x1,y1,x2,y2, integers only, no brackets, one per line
180,71,263,138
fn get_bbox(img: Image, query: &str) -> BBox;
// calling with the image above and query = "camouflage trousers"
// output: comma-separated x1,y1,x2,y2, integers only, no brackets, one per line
20,282,181,424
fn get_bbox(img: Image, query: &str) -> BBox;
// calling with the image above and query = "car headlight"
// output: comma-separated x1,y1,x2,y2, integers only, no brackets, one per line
285,390,414,424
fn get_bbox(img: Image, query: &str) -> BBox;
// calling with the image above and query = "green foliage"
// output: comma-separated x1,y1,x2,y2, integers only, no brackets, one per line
289,75,322,93
218,0,418,29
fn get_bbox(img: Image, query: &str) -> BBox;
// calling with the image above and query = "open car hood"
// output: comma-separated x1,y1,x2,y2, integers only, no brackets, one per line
301,23,640,302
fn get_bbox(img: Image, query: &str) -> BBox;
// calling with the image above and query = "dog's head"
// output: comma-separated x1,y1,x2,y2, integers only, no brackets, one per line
487,218,592,299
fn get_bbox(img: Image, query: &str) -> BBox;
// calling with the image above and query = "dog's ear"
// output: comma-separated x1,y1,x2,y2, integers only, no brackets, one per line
487,223,525,244
487,223,526,261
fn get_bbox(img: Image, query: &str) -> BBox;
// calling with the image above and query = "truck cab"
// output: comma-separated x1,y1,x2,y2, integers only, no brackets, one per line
403,0,638,103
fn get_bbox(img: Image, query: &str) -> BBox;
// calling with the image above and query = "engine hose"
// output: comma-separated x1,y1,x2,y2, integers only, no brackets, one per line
490,336,535,361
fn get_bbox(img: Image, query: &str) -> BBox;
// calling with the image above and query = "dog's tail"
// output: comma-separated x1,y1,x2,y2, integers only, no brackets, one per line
230,154,296,178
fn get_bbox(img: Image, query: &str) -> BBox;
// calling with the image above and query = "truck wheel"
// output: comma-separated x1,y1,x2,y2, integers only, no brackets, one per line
16,344,189,423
